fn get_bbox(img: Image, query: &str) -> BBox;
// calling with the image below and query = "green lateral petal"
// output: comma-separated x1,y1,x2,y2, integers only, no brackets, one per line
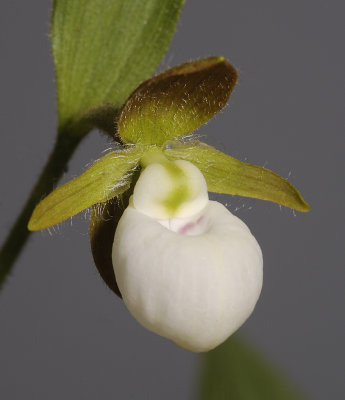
28,148,142,231
51,0,185,130
198,336,304,400
165,142,310,212
118,57,238,145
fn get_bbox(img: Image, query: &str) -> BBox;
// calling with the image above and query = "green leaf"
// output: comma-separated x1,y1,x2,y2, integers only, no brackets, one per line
198,336,304,400
164,142,310,212
51,0,185,130
118,57,238,145
28,147,142,231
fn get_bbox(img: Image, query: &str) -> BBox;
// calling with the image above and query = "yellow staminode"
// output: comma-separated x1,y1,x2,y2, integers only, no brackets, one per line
134,153,208,220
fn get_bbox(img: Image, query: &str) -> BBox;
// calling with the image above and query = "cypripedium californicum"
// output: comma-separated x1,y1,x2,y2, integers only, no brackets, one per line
28,57,310,352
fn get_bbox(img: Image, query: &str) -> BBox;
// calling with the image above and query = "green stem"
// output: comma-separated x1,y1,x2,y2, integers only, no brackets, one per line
0,132,84,289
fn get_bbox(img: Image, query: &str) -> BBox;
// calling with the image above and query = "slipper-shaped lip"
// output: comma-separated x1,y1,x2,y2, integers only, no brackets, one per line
112,200,263,352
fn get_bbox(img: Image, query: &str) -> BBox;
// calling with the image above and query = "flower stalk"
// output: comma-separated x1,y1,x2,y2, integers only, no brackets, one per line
0,132,84,289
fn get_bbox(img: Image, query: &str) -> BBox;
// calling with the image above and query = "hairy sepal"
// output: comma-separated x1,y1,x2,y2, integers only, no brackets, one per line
118,57,238,145
164,142,310,212
28,147,142,231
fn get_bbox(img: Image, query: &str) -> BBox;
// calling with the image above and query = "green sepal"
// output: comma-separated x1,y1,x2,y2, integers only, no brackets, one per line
118,57,238,145
28,147,142,231
51,0,185,131
164,141,310,212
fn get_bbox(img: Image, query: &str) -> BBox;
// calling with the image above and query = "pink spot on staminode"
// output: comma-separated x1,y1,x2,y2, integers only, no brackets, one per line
178,216,204,235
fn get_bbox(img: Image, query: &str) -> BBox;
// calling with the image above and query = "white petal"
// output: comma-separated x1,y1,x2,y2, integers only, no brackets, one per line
112,200,263,352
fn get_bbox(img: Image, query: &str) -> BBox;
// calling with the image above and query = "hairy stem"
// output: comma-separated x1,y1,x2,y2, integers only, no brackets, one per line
0,132,84,290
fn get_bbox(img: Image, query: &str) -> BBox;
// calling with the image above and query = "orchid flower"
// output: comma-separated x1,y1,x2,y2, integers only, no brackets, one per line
28,57,309,352
113,154,263,352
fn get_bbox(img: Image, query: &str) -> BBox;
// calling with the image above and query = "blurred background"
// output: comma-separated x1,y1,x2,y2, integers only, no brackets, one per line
0,0,344,399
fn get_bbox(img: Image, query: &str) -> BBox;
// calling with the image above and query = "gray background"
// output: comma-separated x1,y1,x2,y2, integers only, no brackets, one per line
0,0,344,399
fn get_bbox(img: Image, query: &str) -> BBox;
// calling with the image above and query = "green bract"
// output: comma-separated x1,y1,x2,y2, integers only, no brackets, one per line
28,56,310,292
51,0,185,133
